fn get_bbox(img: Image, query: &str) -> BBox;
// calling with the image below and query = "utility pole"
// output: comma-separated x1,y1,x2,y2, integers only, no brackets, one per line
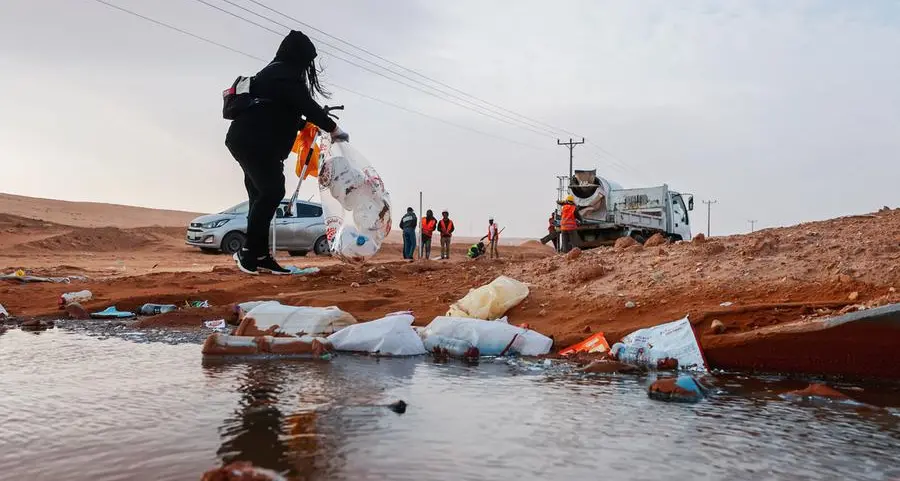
418,191,423,259
557,138,586,181
703,200,717,237
748,220,757,233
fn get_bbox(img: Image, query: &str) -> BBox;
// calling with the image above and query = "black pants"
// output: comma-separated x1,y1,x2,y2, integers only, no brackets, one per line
227,144,285,258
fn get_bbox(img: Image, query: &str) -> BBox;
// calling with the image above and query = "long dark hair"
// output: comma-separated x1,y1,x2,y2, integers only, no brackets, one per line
304,60,330,99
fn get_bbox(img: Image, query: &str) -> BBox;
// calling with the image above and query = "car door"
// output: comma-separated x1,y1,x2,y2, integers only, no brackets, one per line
273,203,298,250
290,202,324,249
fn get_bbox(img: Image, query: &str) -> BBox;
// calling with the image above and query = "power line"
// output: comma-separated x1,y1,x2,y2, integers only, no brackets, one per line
244,0,584,139
187,0,557,139
85,0,547,153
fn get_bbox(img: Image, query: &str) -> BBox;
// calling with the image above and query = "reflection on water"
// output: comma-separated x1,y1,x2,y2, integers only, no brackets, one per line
1,329,899,481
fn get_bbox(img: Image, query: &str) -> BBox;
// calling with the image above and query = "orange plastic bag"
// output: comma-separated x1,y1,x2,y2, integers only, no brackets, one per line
291,123,320,179
558,332,610,356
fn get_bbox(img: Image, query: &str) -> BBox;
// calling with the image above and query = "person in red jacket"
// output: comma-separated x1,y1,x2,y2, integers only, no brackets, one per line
420,210,437,259
437,210,455,259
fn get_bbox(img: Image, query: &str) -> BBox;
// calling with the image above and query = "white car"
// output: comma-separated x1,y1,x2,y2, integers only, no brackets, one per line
185,200,329,256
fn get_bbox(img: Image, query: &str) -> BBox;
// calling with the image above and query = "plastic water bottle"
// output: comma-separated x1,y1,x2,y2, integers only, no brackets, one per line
59,290,92,308
139,303,177,315
335,226,377,258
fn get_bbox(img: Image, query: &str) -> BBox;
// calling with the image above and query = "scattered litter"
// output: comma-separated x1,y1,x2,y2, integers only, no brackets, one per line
625,301,637,309
350,282,361,288
139,303,177,315
610,317,707,371
326,313,426,356
423,334,479,359
319,141,392,261
422,316,552,356
203,319,229,331
446,275,529,320
710,319,726,334
235,302,356,337
579,360,641,374
1,272,87,284
187,300,210,308
90,306,136,319
0,304,8,319
648,375,706,403
559,332,610,356
201,333,331,357
59,290,92,308
286,266,320,276
720,301,734,307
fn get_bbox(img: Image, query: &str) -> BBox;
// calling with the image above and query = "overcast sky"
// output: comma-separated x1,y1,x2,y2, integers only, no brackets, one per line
2,0,898,237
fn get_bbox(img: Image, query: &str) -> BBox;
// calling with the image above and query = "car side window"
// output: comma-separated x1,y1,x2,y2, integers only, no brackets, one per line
294,203,323,218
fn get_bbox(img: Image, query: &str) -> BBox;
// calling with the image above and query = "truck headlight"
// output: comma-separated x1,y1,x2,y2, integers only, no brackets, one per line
202,219,230,229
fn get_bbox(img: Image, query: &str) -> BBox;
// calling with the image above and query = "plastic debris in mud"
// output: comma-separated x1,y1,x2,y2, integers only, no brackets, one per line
235,302,356,337
446,275,529,320
286,266,320,275
203,319,229,331
648,375,706,403
201,332,332,358
326,312,425,356
559,332,611,356
187,300,211,308
200,461,287,481
59,290,92,308
610,317,707,371
90,306,135,319
139,303,177,315
422,316,552,357
0,303,8,319
780,383,867,407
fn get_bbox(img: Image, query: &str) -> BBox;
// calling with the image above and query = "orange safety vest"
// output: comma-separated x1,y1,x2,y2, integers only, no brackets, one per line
560,204,578,231
438,219,454,236
421,217,437,237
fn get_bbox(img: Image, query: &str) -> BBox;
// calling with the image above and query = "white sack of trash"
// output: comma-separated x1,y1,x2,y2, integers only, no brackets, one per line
610,317,707,371
421,316,552,357
326,312,426,356
236,301,356,337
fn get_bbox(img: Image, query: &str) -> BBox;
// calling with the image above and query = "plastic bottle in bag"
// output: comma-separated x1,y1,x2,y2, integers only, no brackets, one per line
334,225,378,258
423,334,478,358
59,290,92,309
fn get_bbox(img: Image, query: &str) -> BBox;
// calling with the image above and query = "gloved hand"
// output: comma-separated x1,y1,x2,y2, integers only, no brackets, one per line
331,126,350,143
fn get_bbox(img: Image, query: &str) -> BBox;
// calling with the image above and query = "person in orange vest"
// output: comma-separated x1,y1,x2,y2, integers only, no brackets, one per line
437,210,455,260
559,195,581,253
420,209,437,259
487,217,500,259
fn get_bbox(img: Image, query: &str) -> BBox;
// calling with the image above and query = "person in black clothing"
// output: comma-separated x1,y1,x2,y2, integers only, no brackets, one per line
399,207,417,260
225,30,349,275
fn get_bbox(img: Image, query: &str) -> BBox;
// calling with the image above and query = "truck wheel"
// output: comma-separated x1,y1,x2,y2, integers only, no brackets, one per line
313,235,331,256
221,231,246,254
630,233,646,244
288,250,308,257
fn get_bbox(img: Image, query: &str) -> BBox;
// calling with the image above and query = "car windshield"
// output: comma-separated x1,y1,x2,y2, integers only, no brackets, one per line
221,201,249,215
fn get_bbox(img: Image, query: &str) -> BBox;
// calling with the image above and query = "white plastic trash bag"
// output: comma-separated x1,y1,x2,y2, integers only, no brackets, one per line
236,302,356,337
611,317,707,371
318,142,392,261
422,316,552,356
326,313,426,356
446,276,529,320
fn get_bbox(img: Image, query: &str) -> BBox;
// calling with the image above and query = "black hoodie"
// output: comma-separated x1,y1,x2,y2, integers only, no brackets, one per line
226,30,337,161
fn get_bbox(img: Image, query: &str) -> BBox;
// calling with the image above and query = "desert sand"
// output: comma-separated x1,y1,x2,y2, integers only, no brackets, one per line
1,193,898,378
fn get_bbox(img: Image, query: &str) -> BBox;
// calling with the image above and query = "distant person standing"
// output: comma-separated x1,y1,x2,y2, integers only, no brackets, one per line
399,207,417,259
487,217,500,259
420,209,437,259
548,211,559,252
225,30,349,275
437,210,455,259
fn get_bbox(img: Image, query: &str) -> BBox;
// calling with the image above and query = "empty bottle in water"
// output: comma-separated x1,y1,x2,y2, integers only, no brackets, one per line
423,335,479,358
139,303,177,315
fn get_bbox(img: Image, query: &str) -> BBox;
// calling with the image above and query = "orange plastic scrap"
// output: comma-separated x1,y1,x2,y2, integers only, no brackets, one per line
559,332,610,356
291,123,320,179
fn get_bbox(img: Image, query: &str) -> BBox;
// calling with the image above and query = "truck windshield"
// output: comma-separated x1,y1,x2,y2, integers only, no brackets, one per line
674,194,689,224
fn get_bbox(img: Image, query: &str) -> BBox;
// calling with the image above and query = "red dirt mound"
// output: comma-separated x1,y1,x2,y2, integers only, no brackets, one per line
644,233,667,247
18,226,183,252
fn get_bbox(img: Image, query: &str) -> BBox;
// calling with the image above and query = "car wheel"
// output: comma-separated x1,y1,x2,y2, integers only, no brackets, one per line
288,250,308,257
313,235,331,256
221,231,246,254
200,247,219,254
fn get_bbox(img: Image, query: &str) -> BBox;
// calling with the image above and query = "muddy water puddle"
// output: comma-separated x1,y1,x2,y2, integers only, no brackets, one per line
2,329,899,481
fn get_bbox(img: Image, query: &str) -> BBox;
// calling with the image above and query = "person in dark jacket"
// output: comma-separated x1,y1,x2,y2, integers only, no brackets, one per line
225,30,349,275
399,207,417,260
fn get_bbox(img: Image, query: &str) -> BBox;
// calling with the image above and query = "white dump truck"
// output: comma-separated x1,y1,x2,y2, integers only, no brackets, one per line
555,170,694,249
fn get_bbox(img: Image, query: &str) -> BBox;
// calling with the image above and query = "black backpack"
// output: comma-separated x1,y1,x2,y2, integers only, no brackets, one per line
222,75,260,120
